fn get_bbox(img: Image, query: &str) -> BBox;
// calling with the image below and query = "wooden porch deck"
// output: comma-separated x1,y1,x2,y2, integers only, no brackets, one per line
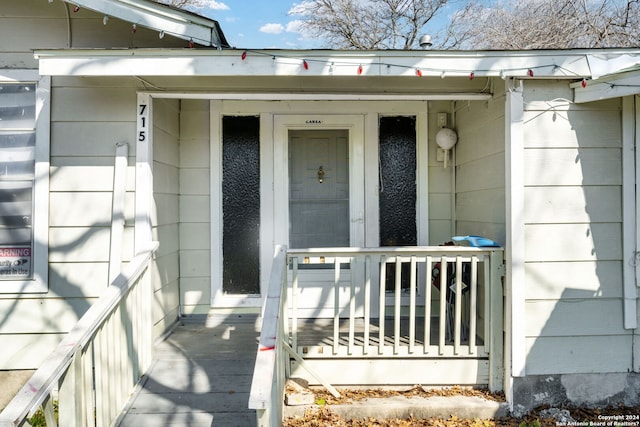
113,314,486,426
115,313,260,427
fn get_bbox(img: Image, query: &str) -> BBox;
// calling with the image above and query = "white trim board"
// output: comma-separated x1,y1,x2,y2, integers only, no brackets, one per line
35,48,609,78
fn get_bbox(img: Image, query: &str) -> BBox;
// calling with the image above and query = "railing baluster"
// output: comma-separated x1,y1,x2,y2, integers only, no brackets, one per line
140,267,153,375
363,255,371,355
58,350,80,427
128,281,138,382
107,313,117,424
394,256,401,354
42,394,57,427
454,256,462,355
282,258,288,348
282,256,291,379
489,250,505,392
292,256,298,351
424,255,432,354
115,302,126,421
348,257,356,355
83,344,95,427
438,257,447,355
108,312,118,423
333,258,340,355
484,254,491,354
469,256,478,355
409,255,416,353
378,256,386,355
95,321,106,427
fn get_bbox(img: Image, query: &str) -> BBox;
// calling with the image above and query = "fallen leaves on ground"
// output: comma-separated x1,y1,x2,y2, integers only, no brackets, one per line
310,385,505,406
282,407,510,427
283,406,528,427
282,386,640,427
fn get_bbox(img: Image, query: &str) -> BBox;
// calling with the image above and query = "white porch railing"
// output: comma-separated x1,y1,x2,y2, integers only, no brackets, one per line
248,245,288,427
0,243,158,427
249,245,505,427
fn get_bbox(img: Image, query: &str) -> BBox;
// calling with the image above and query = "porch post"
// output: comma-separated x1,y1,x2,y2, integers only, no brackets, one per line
488,249,505,392
135,93,154,253
622,96,638,330
505,79,526,401
634,95,640,372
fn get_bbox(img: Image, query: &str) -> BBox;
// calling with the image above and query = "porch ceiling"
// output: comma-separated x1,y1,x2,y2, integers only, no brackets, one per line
68,74,495,99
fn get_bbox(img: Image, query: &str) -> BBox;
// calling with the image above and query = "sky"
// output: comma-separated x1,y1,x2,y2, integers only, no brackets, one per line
195,0,457,50
197,0,319,49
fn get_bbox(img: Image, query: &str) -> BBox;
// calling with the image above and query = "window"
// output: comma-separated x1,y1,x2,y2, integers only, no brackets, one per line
379,116,417,247
379,116,417,291
0,71,49,293
222,116,260,295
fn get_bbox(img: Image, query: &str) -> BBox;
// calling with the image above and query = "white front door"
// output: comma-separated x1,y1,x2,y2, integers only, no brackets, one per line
289,129,350,249
274,114,365,248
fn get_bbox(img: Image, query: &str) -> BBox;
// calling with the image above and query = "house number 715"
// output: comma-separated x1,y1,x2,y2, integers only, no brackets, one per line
138,104,148,141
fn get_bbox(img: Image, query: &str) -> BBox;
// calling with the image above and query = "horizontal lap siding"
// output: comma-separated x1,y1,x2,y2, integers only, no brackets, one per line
454,85,506,245
1,0,188,69
0,0,66,68
0,77,140,368
525,335,631,374
522,81,629,375
179,100,211,314
152,99,181,337
428,101,454,244
0,0,203,369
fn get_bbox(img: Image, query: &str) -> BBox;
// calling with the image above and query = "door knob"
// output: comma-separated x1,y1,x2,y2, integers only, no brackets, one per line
317,166,325,183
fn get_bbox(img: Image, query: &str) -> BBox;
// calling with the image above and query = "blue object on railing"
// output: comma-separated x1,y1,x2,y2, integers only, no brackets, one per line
451,235,501,247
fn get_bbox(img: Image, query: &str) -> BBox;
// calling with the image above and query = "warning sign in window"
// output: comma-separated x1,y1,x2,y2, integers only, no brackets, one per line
0,247,32,279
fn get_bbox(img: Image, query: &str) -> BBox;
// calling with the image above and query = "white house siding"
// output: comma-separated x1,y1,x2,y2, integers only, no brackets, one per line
1,0,187,70
151,98,182,336
454,82,507,246
0,0,194,370
179,100,211,315
428,101,455,245
521,80,631,376
0,0,67,69
0,76,139,369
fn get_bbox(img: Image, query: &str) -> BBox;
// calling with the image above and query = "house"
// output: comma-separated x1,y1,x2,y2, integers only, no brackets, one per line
1,0,640,417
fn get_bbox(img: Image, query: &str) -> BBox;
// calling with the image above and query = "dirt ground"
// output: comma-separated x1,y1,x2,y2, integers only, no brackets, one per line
282,386,640,427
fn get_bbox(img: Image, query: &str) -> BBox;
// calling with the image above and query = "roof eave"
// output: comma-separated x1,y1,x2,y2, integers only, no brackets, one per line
573,66,640,103
34,48,599,78
67,0,229,47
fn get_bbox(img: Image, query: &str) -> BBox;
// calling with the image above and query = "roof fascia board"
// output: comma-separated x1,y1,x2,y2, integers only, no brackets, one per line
587,53,640,79
573,68,640,103
70,0,219,46
35,49,594,78
142,92,492,101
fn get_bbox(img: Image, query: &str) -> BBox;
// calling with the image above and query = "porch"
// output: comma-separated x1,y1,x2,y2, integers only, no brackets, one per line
0,244,504,427
250,244,505,425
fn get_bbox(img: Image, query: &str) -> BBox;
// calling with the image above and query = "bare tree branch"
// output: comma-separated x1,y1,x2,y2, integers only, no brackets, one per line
443,0,640,49
290,0,453,49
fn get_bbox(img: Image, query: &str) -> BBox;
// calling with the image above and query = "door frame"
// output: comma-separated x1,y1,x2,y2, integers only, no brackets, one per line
210,101,429,308
273,114,366,250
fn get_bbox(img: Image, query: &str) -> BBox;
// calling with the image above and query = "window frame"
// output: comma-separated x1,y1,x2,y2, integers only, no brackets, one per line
0,70,50,293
